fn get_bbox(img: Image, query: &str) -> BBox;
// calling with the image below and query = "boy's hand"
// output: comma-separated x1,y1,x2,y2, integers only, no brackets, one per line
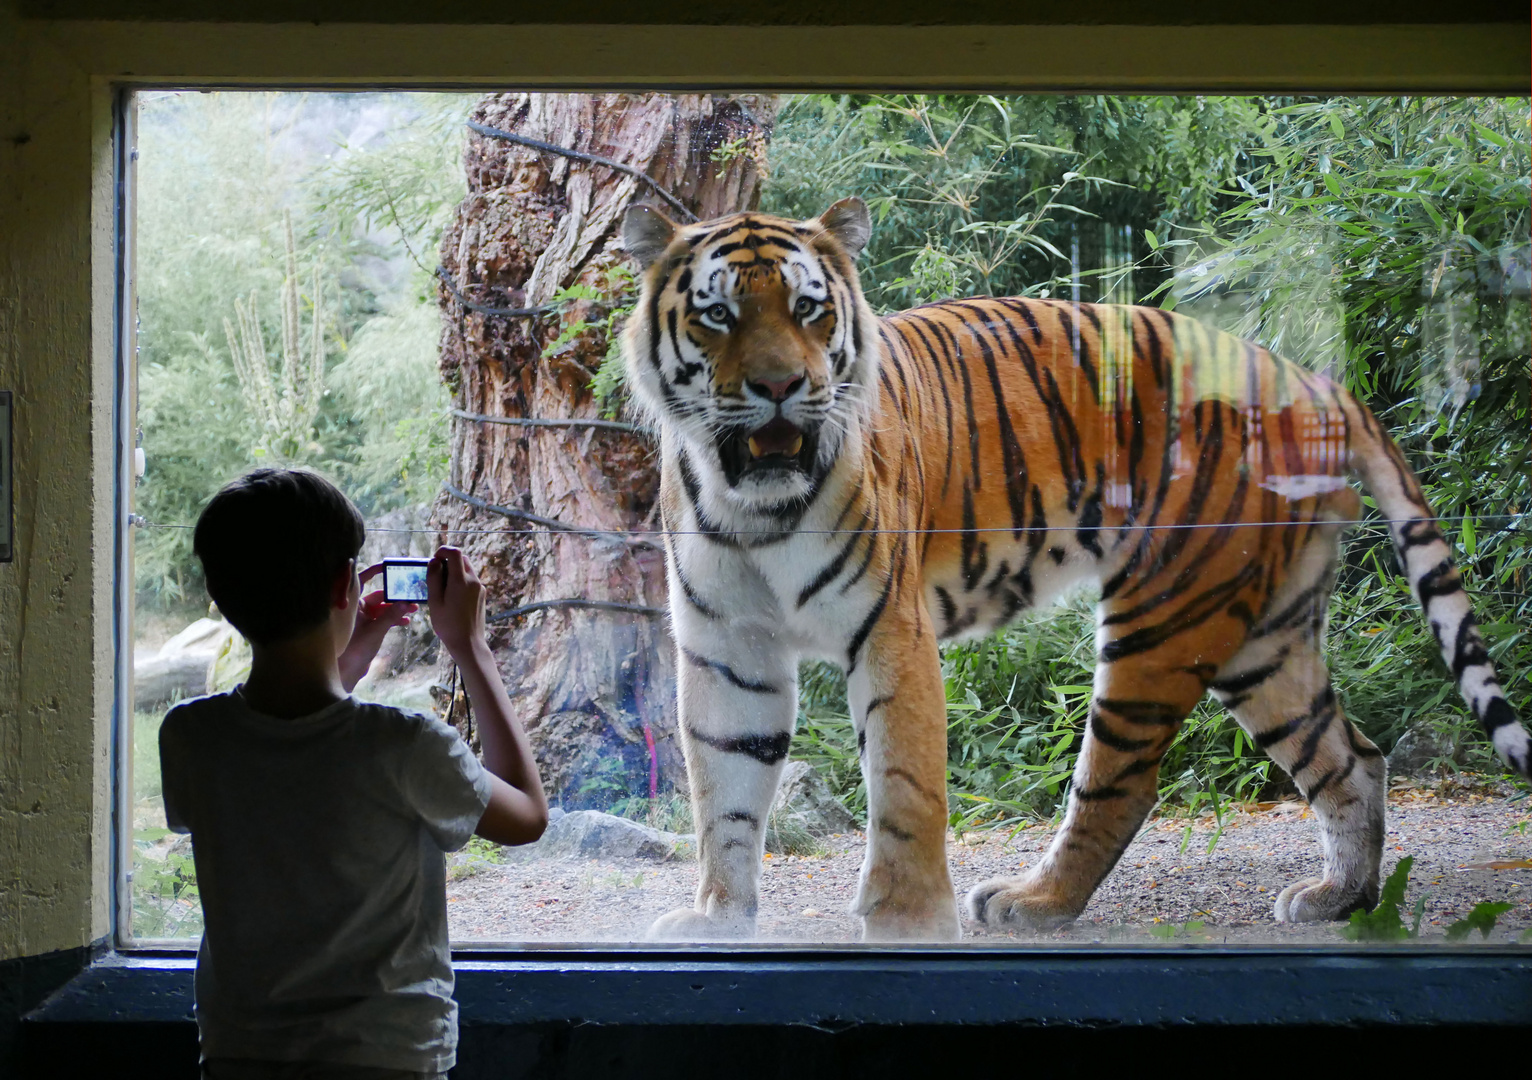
427,546,489,662
338,563,418,691
423,545,548,845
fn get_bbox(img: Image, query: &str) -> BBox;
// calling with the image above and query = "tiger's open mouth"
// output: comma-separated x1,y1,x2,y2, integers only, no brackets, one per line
717,417,818,487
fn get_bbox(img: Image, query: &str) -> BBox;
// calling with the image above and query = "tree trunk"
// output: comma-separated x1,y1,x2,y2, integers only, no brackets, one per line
434,92,774,808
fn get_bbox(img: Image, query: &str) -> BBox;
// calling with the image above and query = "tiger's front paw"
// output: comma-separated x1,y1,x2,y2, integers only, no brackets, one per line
858,897,961,942
644,907,754,942
965,875,1082,932
1274,876,1377,923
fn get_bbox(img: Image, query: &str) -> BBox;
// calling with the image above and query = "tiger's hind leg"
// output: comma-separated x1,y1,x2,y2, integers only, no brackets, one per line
967,637,1245,932
967,524,1281,933
1210,535,1386,922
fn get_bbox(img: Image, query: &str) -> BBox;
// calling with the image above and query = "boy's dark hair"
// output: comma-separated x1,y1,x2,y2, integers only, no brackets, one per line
194,469,366,645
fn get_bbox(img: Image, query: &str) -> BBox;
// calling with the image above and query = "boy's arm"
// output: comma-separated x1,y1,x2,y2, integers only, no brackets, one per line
158,707,193,834
429,547,549,846
338,563,417,693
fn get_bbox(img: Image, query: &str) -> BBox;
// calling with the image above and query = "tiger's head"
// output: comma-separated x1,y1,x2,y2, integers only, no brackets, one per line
620,198,878,509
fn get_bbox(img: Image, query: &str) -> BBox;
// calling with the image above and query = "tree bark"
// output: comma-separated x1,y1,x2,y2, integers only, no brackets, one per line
435,92,774,807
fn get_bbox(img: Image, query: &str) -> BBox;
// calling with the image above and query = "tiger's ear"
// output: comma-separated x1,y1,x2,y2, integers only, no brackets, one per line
815,197,871,260
623,204,678,269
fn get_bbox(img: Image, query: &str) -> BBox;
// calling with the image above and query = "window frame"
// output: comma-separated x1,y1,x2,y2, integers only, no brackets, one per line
77,21,1532,1033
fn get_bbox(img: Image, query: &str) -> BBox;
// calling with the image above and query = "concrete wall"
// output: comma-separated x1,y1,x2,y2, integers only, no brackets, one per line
0,2,117,963
0,1,1526,965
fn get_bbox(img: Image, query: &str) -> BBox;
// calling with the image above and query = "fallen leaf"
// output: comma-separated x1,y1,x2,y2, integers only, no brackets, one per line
1457,858,1532,871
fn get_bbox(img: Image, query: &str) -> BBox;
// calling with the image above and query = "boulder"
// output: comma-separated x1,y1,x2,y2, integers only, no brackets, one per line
133,618,232,711
1386,721,1467,777
771,760,858,835
528,809,689,861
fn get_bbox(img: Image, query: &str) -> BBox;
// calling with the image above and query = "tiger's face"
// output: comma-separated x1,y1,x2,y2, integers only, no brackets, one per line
622,199,877,508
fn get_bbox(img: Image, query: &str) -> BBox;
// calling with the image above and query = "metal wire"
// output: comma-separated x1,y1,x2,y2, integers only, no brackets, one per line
434,266,557,318
451,407,645,434
132,513,1530,539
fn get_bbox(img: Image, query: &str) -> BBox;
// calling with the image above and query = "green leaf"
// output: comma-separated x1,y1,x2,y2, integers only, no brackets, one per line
1143,229,1160,250
1444,901,1514,941
1342,856,1415,941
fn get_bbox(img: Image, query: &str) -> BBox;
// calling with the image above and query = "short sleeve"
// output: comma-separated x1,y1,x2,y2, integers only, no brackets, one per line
159,706,193,834
400,715,493,852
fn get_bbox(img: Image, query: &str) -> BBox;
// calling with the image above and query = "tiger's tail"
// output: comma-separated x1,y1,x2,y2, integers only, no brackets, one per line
1344,397,1531,779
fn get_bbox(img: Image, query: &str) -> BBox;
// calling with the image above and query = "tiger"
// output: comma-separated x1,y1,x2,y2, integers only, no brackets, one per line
618,196,1532,941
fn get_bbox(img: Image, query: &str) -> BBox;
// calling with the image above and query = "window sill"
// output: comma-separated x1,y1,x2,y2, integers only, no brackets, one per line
25,947,1532,1028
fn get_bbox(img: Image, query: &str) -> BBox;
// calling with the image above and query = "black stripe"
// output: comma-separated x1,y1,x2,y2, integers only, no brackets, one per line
1450,615,1491,680
1343,716,1384,759
953,302,1030,535
1254,685,1335,750
846,559,897,675
1481,696,1518,734
687,726,791,765
720,810,761,828
1417,559,1464,604
675,450,735,546
884,766,943,806
960,483,989,592
1089,708,1154,752
798,507,871,608
841,500,880,593
877,817,916,841
1397,518,1444,551
1288,689,1339,775
1208,647,1291,697
674,562,721,619
1076,462,1104,558
1099,562,1260,663
1073,784,1129,802
1097,699,1185,726
681,647,778,694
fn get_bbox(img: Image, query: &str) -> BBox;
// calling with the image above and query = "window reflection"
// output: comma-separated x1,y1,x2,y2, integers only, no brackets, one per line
130,92,1530,947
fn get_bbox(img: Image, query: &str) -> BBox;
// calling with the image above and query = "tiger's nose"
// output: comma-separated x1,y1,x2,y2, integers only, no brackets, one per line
748,374,806,403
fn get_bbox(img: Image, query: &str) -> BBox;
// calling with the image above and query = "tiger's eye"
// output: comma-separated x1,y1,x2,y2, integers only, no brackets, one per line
794,297,817,317
705,303,731,325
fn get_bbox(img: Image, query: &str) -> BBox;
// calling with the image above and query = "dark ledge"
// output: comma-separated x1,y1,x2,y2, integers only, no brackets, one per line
25,947,1532,1028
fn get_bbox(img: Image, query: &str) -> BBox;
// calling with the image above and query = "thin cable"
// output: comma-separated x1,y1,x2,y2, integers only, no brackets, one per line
487,598,665,623
434,266,557,319
132,513,1531,539
442,481,659,547
451,407,645,434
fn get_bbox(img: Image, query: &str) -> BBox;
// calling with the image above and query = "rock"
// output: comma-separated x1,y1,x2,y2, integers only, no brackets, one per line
771,760,858,835
360,504,435,566
528,809,688,861
133,618,233,711
1387,721,1467,777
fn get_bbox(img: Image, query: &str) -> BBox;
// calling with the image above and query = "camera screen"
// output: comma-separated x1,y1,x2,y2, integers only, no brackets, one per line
383,562,430,603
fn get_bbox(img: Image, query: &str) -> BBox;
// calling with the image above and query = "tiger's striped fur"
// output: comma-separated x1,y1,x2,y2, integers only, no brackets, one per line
620,198,1531,941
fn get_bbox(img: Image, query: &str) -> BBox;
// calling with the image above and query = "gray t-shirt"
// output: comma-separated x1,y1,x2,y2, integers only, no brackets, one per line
160,690,493,1073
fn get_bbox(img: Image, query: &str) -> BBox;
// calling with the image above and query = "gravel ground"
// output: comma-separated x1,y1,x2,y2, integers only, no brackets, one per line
445,778,1532,946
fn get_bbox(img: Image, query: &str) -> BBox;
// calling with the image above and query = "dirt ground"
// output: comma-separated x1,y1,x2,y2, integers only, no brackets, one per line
445,778,1532,946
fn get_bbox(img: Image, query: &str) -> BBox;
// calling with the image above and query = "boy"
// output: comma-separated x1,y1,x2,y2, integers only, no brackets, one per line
160,468,547,1080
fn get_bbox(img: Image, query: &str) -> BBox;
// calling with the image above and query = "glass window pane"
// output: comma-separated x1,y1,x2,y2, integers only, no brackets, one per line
128,91,1531,948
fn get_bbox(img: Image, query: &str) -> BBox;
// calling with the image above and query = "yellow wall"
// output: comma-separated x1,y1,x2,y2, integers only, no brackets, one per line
0,2,1526,962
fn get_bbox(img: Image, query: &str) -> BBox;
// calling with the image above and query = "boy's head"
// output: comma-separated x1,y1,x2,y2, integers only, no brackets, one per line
194,468,366,645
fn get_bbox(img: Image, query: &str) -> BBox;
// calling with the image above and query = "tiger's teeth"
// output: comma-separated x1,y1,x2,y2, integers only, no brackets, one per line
787,433,803,456
748,436,764,458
